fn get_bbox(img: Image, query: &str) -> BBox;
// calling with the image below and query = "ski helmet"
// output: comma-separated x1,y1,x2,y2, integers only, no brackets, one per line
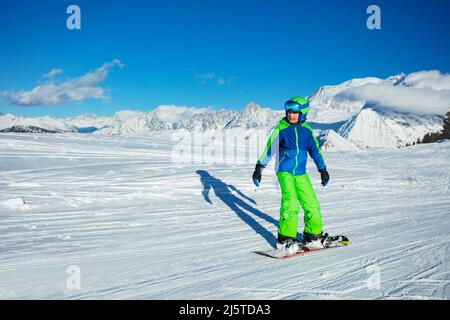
284,97,310,122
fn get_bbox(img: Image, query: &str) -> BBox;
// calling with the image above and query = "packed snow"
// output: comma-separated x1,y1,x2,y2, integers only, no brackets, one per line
1,132,449,299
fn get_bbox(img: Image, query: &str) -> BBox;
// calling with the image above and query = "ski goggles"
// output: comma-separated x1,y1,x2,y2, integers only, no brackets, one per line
286,109,301,115
284,100,309,112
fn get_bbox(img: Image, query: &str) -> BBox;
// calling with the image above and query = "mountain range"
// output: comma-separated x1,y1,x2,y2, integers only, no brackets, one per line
1,71,448,150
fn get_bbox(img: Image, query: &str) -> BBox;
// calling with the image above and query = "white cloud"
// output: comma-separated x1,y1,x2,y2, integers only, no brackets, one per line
195,72,237,86
6,60,123,106
196,72,217,84
43,68,63,78
336,71,450,116
217,76,238,86
403,70,450,91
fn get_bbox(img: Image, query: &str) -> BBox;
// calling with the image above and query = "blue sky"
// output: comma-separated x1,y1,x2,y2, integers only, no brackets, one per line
1,0,450,118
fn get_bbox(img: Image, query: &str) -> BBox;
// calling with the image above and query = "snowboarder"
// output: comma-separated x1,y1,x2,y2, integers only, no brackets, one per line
252,97,330,254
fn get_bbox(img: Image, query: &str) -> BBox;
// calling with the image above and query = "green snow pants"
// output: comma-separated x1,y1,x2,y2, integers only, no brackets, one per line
277,172,323,238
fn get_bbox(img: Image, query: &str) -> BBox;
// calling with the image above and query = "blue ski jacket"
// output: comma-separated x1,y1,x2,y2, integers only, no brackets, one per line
257,118,326,175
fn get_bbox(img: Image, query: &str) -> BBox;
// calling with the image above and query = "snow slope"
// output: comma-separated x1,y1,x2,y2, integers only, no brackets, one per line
308,76,390,123
1,133,449,299
338,106,444,148
317,130,360,151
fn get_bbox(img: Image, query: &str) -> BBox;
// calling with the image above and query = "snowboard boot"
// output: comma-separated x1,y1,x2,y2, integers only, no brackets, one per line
276,233,301,254
302,231,328,250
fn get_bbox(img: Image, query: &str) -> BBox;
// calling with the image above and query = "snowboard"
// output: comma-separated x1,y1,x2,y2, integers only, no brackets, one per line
254,235,349,259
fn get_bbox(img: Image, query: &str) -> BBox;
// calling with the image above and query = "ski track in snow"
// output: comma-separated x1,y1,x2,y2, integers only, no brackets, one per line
0,133,449,299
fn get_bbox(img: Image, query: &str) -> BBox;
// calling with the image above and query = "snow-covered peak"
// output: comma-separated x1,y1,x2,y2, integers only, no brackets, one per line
401,70,450,91
0,113,75,132
336,72,450,117
308,76,388,123
64,114,114,129
114,109,149,121
241,102,261,114
94,110,153,135
338,105,444,148
225,102,282,129
187,109,239,131
387,72,407,85
305,71,447,123
151,105,210,123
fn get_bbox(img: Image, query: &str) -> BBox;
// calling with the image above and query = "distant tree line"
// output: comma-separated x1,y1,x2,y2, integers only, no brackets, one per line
413,111,450,145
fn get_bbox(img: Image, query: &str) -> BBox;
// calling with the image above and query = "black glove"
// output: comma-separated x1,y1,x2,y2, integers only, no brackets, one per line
252,163,264,187
319,169,329,187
